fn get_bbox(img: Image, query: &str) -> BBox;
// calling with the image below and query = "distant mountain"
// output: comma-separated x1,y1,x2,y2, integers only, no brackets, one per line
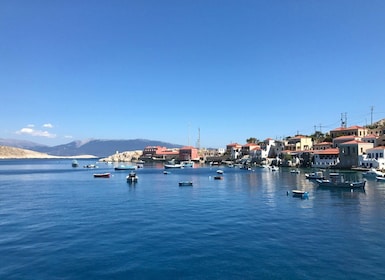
0,138,49,150
0,138,183,157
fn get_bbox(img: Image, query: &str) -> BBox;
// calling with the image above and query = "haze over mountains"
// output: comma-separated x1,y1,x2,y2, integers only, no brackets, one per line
0,139,183,158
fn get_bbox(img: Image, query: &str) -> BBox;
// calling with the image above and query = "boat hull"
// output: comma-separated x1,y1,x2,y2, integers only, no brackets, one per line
93,173,111,178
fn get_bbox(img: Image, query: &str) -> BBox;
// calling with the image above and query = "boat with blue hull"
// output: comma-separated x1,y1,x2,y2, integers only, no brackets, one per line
316,173,366,189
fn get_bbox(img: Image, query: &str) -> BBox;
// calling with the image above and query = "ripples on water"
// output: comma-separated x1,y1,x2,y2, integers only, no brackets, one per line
1,159,385,279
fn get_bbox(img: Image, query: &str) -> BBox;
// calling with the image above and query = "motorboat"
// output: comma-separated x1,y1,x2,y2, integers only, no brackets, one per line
71,160,79,167
126,172,138,183
362,168,385,178
305,171,324,180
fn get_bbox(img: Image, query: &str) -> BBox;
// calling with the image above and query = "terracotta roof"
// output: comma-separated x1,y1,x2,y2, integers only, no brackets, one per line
331,125,365,131
339,140,366,145
362,134,378,139
313,148,339,155
334,135,358,140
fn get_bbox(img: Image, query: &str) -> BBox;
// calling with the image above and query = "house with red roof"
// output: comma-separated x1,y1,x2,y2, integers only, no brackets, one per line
312,148,340,168
330,125,368,138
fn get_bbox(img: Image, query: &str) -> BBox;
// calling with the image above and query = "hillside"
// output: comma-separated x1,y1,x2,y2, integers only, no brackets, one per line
0,146,96,159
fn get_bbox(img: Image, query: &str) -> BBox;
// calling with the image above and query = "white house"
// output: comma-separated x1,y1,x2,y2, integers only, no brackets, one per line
359,146,385,170
312,148,340,168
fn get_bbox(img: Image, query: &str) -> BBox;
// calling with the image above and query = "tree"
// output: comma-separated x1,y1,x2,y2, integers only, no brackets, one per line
246,137,258,144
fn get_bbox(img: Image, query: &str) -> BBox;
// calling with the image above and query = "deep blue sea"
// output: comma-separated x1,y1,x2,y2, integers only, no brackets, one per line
1,159,385,279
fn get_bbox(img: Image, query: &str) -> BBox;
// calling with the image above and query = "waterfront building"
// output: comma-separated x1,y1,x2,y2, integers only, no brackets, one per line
361,134,380,147
179,146,199,161
359,146,385,170
312,148,340,168
338,140,373,169
226,143,242,160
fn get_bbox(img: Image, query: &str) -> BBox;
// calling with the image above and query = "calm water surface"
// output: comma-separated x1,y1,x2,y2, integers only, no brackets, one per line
1,159,385,279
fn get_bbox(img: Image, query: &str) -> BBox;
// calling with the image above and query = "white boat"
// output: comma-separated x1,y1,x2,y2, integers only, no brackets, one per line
290,169,300,174
305,171,324,180
164,163,184,169
126,172,138,183
71,160,79,167
316,173,366,189
216,169,224,174
291,190,309,198
376,176,385,182
362,168,385,178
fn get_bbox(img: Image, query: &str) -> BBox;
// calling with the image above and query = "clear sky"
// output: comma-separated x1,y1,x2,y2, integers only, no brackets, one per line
1,0,385,148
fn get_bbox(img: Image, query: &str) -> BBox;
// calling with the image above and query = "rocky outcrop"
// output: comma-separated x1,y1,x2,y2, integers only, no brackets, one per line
99,150,143,162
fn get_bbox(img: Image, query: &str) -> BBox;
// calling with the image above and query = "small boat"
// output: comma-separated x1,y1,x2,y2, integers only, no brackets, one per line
115,165,137,170
179,181,193,186
214,175,223,180
71,160,79,167
270,165,279,171
126,172,138,183
84,164,97,168
181,161,194,168
290,169,300,174
363,168,385,178
316,173,366,189
163,171,171,175
305,171,324,180
216,169,224,174
291,190,309,198
93,173,111,178
376,176,385,182
164,163,184,169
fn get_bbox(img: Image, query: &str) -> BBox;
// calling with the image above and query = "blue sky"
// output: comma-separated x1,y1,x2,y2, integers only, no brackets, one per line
1,0,385,148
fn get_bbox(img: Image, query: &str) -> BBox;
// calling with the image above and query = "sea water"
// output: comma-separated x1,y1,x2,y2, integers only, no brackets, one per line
1,159,385,279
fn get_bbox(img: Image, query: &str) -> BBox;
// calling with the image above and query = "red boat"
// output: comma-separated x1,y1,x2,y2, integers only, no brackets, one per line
93,173,111,178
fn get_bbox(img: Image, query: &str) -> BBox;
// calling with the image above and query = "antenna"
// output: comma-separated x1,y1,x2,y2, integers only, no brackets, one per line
341,112,347,128
371,106,374,125
196,127,201,149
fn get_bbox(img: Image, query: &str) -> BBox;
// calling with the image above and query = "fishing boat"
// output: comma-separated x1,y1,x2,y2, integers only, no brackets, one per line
316,173,366,189
93,173,111,178
114,165,137,170
179,181,193,186
126,172,138,183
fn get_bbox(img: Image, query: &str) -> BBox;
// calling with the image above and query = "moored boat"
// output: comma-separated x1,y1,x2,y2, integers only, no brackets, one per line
316,173,366,189
71,160,79,167
93,172,111,178
179,181,193,186
376,176,385,182
291,189,309,198
363,168,385,178
126,172,138,183
115,165,137,170
305,171,324,180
